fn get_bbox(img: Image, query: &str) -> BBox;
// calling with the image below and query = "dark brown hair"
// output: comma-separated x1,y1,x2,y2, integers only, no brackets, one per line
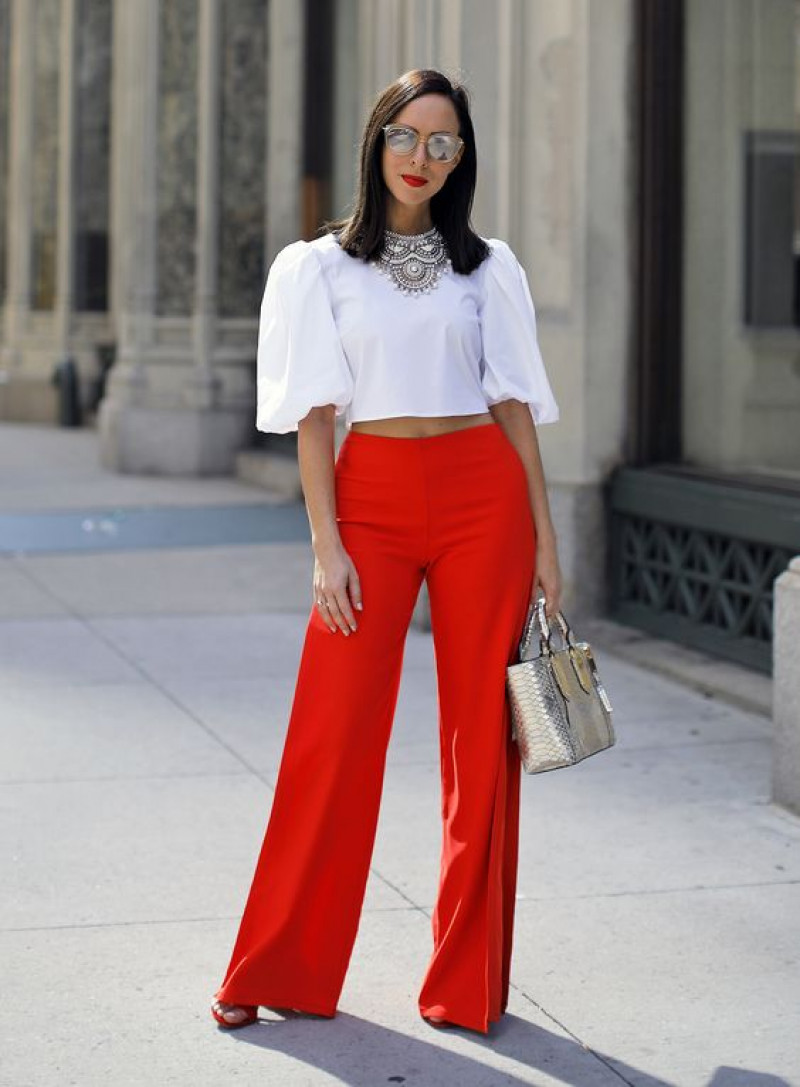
321,69,489,275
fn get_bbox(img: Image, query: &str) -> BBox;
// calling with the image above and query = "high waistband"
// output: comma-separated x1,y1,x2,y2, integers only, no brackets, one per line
343,419,501,449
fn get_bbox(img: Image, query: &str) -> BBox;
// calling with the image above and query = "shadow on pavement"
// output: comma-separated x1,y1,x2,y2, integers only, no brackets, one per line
212,1008,794,1086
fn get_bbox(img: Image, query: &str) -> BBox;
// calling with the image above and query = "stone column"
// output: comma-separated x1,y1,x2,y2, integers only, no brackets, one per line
97,0,169,466
1,0,34,371
331,0,360,218
98,0,252,475
773,556,800,817
101,0,157,419
437,0,463,79
188,0,221,411
266,0,304,257
55,0,77,353
494,0,524,242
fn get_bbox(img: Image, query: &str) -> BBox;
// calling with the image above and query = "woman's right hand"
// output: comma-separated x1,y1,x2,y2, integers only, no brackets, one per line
312,540,363,636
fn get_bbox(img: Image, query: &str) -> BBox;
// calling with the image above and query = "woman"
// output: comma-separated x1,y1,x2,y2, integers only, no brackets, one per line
211,67,562,1036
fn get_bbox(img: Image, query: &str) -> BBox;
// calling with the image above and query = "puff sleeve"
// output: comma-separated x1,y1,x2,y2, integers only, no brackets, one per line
478,238,560,425
255,240,354,434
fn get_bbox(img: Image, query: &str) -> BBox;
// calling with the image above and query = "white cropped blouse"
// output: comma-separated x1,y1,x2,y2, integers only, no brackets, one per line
255,231,559,434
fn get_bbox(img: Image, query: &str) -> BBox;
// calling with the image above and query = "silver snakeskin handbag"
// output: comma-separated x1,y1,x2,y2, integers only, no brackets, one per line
506,596,615,773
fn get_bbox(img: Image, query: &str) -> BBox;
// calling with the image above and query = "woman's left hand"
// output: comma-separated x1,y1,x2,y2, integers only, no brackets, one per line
532,532,563,618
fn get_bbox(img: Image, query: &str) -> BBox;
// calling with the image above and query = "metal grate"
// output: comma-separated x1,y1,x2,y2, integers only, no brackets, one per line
617,514,787,636
609,467,800,674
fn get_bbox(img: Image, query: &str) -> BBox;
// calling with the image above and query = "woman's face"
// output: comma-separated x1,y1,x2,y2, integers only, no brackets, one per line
380,94,464,219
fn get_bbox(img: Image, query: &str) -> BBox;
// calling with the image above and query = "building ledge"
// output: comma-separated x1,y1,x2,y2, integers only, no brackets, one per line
579,616,772,719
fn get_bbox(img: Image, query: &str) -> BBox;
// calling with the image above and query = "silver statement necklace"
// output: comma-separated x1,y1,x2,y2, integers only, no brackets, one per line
372,225,451,297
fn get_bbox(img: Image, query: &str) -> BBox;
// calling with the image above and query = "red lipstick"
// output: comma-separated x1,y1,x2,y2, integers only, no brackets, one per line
401,174,428,187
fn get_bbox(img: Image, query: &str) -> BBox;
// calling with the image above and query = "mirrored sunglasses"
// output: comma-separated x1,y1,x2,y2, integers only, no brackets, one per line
382,124,464,164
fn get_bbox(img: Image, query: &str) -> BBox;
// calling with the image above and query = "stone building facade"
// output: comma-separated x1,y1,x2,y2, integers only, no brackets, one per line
0,0,799,686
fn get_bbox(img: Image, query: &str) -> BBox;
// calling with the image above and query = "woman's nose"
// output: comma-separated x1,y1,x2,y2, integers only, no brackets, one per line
410,136,429,166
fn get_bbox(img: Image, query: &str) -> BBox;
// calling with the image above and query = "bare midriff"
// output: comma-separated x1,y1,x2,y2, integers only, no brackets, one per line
349,411,494,438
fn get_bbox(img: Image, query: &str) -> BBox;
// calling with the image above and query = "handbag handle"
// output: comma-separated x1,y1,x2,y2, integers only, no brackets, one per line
518,595,577,662
517,596,608,704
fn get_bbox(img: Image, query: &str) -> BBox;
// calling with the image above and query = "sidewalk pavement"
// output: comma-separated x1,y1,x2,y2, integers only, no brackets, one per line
1,421,798,1087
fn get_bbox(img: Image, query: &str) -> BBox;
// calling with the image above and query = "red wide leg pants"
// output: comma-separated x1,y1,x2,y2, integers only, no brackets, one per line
213,420,537,1033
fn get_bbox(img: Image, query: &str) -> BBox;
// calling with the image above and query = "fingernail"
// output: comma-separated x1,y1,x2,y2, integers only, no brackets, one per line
356,602,363,610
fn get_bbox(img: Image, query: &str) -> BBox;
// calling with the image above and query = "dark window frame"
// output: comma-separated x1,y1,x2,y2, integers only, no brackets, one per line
631,0,685,467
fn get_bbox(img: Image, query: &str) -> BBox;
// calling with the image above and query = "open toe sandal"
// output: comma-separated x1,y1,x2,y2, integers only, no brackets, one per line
211,1001,259,1029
